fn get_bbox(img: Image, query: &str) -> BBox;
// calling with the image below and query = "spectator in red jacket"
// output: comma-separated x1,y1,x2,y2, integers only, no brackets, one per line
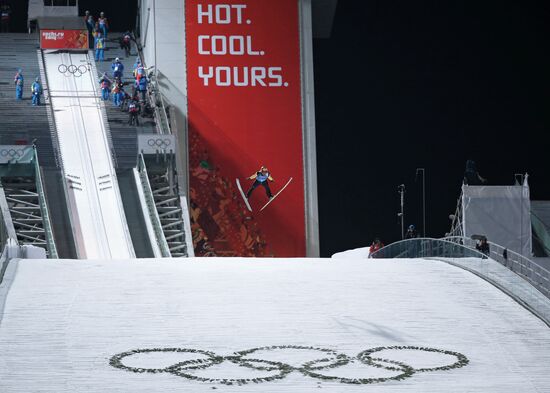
369,238,384,256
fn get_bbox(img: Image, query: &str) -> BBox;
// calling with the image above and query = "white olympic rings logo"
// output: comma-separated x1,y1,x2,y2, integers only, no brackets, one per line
110,345,469,385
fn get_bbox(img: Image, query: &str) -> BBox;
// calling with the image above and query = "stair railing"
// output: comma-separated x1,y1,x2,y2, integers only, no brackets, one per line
32,146,58,258
0,189,18,251
137,154,171,257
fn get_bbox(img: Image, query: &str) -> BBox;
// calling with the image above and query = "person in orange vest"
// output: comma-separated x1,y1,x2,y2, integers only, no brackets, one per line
112,78,125,107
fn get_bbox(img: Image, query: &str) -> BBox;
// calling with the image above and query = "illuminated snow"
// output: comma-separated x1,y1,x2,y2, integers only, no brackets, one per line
1,257,549,392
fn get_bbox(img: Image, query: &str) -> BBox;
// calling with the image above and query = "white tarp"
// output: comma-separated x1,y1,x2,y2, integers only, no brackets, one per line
462,182,532,256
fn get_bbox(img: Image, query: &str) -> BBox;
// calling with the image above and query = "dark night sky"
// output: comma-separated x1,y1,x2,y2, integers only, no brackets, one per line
313,1,550,256
9,1,549,257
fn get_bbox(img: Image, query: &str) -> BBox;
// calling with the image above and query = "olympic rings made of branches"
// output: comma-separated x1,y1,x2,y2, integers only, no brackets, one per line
110,345,469,386
58,63,89,77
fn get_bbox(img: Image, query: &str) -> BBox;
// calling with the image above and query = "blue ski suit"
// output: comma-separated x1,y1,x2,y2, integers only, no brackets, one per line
31,80,42,106
14,71,23,100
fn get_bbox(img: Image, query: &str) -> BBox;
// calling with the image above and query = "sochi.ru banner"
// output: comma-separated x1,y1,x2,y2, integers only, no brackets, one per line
185,0,306,257
40,30,89,50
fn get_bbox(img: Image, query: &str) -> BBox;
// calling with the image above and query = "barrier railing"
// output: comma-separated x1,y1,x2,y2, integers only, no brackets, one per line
369,237,486,259
370,237,550,326
32,147,58,258
0,189,18,251
443,236,550,299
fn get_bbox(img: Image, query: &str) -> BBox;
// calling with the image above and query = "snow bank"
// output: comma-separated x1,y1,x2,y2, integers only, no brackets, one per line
331,246,370,259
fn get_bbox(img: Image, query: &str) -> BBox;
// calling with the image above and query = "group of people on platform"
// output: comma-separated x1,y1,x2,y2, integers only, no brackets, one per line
13,69,42,106
84,10,109,59
98,56,150,126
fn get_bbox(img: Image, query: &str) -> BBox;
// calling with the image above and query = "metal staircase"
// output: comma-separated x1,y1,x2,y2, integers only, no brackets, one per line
1,180,46,249
137,154,188,257
150,172,187,257
0,34,57,168
0,148,58,258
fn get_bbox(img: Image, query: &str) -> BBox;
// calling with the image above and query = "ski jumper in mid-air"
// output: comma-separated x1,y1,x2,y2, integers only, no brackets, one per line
246,166,274,199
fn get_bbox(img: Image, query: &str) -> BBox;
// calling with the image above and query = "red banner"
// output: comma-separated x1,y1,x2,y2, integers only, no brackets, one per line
186,0,306,257
40,30,88,50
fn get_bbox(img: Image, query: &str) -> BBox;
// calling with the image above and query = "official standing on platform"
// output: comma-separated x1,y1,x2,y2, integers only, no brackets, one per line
31,77,43,106
97,12,109,39
112,58,124,79
95,31,105,62
99,73,112,101
14,69,23,100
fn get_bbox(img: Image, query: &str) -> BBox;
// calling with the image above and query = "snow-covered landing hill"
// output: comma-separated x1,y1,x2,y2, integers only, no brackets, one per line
0,257,549,392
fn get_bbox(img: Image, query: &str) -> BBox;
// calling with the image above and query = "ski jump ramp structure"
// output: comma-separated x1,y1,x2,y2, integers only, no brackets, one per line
0,256,550,392
43,50,135,259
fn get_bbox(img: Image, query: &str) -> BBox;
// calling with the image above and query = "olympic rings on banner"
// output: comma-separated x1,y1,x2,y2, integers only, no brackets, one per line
0,148,27,159
58,63,89,77
110,345,469,385
146,138,172,149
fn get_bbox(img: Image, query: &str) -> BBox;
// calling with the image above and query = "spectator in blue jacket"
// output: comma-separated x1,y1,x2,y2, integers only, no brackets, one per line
136,75,148,102
31,77,43,106
14,69,23,100
99,73,112,101
112,58,124,79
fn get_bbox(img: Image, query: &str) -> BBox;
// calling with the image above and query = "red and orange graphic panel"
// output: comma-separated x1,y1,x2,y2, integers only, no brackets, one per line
185,0,306,257
40,29,89,50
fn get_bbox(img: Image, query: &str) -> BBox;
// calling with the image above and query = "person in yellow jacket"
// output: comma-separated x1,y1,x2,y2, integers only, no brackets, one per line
94,31,105,61
31,77,42,106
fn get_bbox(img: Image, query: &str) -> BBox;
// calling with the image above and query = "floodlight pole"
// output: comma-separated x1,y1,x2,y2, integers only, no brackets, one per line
416,168,426,237
153,0,158,79
398,184,406,239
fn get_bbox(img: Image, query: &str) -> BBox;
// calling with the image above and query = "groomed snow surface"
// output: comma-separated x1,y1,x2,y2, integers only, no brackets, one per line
1,257,550,392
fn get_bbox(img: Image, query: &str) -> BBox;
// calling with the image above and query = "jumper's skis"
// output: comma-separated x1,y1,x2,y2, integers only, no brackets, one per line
236,178,252,211
259,177,293,212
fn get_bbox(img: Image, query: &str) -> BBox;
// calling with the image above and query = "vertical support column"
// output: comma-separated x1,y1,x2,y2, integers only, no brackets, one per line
300,0,320,257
